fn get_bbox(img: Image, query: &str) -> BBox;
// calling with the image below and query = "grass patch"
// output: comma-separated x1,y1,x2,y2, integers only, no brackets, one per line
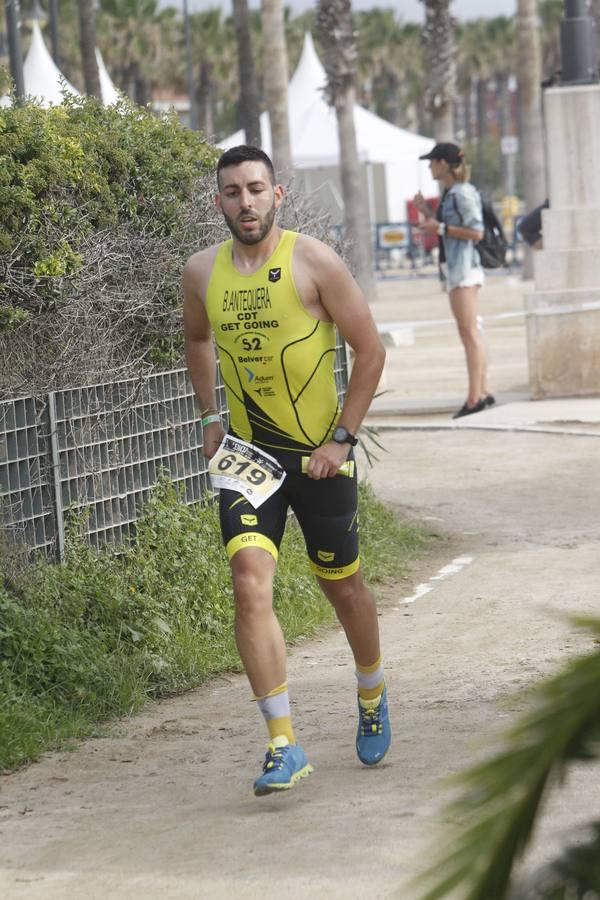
0,479,430,771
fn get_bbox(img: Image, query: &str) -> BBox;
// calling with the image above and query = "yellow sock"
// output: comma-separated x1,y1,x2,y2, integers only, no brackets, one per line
267,715,295,744
356,656,385,701
254,682,296,744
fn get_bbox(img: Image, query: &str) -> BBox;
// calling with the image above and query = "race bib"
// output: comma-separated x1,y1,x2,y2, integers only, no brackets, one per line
208,436,286,509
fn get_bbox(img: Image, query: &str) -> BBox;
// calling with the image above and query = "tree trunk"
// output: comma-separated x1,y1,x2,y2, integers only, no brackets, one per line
590,0,600,47
462,81,474,144
334,88,377,302
78,0,101,99
516,0,546,278
421,0,456,141
232,0,261,146
260,0,292,179
317,0,377,303
198,60,214,137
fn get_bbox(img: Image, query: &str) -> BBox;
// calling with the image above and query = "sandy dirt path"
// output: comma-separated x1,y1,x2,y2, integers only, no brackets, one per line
1,426,599,900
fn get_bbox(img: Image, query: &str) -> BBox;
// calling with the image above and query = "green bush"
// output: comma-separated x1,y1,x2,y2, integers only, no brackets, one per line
0,96,216,313
0,96,223,395
0,479,428,770
0,96,342,396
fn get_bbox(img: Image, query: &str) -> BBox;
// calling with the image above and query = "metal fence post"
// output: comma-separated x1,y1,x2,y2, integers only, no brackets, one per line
47,391,65,562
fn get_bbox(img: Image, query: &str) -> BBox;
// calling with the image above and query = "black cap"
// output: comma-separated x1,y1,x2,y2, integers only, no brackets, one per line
419,142,463,164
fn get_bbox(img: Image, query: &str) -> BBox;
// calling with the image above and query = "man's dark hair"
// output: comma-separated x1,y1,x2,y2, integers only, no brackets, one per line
216,145,275,187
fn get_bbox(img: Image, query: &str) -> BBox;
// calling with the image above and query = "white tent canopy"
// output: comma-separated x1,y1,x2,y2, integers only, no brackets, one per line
1,23,119,108
23,20,80,105
96,48,120,106
221,33,437,222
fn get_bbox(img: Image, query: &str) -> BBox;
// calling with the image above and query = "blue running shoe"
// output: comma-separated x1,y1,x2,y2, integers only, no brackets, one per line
356,687,391,766
253,735,314,797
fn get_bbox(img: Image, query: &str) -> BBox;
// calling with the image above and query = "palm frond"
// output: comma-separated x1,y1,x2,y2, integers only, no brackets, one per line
414,616,600,900
508,821,600,899
357,422,388,468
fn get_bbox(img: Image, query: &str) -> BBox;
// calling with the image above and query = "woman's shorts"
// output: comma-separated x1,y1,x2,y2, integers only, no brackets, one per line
441,263,485,290
457,268,485,288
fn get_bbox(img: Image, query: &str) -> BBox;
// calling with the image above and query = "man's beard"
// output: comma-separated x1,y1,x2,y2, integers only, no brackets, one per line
223,203,277,245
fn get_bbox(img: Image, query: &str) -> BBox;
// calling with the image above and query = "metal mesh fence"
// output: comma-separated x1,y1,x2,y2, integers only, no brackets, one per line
0,342,348,560
0,395,55,555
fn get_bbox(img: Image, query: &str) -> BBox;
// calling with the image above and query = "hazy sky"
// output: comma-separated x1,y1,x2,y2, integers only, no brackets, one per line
187,0,517,21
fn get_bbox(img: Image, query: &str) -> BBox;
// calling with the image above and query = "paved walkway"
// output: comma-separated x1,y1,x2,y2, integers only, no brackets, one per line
367,271,600,434
1,270,599,900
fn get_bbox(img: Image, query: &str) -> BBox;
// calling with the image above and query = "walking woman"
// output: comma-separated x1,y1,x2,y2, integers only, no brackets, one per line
414,143,494,418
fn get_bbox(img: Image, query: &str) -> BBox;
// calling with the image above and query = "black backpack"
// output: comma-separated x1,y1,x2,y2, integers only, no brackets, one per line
476,195,508,268
448,189,508,269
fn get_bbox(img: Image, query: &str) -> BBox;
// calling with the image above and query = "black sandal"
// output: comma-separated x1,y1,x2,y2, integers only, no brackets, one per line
452,397,487,419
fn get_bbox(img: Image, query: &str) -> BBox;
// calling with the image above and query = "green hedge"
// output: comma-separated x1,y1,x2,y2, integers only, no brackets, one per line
0,96,216,321
0,480,428,770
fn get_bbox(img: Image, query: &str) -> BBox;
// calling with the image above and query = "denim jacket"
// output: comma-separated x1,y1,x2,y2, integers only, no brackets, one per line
440,182,484,289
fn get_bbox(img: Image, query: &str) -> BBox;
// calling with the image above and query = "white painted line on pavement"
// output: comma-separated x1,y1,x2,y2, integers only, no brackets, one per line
397,555,474,606
377,310,524,332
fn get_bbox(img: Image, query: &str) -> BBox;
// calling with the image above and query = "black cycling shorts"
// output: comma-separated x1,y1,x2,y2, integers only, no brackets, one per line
218,446,360,581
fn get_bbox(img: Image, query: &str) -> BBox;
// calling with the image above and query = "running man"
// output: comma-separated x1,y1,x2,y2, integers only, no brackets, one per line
182,145,390,796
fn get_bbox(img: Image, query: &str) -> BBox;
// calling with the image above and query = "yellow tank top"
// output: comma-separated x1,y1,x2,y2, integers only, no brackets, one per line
205,230,339,453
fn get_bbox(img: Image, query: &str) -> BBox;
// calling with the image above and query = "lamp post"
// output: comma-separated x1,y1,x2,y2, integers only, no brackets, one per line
182,0,199,130
560,0,599,84
5,0,25,103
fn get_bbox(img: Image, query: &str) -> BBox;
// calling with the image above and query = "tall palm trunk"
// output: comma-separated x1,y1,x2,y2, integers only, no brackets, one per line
317,0,377,303
591,0,600,35
516,0,546,278
232,0,261,146
421,0,456,141
198,60,214,136
260,0,291,178
78,0,101,98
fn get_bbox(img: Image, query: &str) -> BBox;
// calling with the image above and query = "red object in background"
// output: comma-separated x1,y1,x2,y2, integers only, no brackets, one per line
406,196,440,253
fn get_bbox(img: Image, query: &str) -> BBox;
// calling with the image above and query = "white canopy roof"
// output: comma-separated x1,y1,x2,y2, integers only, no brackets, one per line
1,24,119,108
96,48,120,106
221,33,437,220
23,20,80,105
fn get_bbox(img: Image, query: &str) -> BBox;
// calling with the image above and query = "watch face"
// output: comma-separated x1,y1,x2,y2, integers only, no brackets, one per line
333,426,358,445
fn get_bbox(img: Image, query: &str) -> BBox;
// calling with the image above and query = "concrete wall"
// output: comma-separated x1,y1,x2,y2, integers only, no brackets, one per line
525,84,600,398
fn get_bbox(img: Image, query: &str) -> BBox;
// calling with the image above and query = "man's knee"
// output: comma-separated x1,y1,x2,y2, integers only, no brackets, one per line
231,549,275,613
319,571,365,607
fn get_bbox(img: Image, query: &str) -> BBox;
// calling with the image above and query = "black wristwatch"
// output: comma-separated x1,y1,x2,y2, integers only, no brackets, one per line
332,425,358,447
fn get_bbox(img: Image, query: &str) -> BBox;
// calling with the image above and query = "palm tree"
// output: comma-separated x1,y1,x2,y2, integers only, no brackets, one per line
78,0,101,98
516,0,546,278
316,0,377,303
260,0,291,179
189,10,234,137
539,0,565,83
455,19,496,174
420,0,457,141
415,615,600,900
232,0,261,146
99,0,163,105
355,11,424,130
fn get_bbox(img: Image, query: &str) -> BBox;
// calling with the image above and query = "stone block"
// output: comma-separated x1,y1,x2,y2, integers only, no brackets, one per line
379,327,415,348
525,288,600,398
533,248,600,290
542,207,600,250
545,85,600,209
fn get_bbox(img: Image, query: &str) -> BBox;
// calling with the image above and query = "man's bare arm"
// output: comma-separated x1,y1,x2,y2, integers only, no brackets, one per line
182,251,225,458
297,236,386,478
